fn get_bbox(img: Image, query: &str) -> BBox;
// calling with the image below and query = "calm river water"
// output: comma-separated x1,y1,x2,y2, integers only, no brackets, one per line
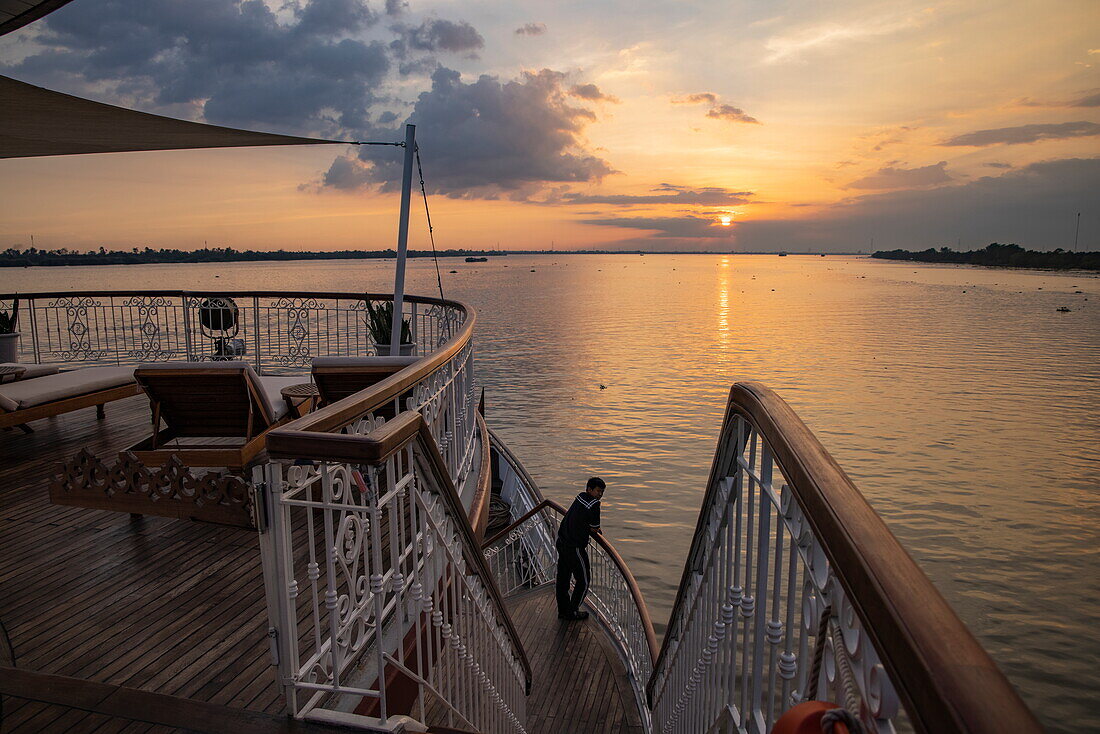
6,254,1098,731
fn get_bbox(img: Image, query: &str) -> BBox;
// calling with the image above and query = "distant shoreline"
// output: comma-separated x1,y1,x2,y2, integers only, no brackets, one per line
0,248,863,267
872,243,1099,271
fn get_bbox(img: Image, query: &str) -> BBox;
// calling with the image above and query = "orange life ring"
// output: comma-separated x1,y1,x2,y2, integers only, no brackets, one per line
773,701,851,734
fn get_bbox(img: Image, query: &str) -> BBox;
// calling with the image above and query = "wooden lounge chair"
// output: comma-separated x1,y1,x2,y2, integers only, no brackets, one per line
311,355,420,407
0,365,140,430
128,361,302,469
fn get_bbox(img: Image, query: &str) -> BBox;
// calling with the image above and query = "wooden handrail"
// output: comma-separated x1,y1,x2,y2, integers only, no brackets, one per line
649,382,1042,733
485,431,660,667
266,409,532,695
273,300,474,435
480,499,558,549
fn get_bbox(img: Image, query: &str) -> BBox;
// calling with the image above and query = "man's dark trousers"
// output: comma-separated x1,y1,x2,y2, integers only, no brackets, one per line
556,540,590,615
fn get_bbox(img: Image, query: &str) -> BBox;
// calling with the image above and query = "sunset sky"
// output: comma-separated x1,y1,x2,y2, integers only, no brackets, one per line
0,0,1097,252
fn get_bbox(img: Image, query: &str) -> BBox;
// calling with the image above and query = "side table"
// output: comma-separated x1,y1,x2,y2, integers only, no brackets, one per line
280,383,320,418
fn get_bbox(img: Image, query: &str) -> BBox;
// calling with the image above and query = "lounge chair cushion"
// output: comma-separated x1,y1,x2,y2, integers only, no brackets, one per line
0,363,60,380
311,356,421,369
0,365,136,412
257,376,308,420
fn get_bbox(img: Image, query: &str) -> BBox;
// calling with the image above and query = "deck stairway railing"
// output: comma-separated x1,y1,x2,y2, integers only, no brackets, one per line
0,290,462,372
257,412,530,732
252,296,533,731
646,382,1043,734
483,433,660,731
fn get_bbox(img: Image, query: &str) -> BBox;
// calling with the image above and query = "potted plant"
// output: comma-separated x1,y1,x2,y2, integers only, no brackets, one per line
0,298,19,362
364,299,415,356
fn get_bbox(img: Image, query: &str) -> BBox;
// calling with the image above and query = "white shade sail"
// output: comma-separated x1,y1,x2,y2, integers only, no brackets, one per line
0,75,347,159
0,0,75,36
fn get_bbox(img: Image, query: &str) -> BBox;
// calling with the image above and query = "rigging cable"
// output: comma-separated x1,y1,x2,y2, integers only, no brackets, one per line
414,144,446,304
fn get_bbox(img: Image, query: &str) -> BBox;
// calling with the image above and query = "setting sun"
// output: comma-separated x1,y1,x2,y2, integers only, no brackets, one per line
719,215,732,226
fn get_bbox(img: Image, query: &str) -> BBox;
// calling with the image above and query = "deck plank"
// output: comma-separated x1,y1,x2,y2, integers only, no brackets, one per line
0,393,643,733
0,396,283,732
422,585,644,734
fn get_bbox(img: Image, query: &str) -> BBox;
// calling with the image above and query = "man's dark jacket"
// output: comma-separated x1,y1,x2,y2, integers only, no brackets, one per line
557,492,601,547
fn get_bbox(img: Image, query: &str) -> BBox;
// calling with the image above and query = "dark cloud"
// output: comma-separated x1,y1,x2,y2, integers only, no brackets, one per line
321,155,370,190
1070,91,1100,107
674,93,717,105
294,0,377,36
984,162,1013,169
578,158,1099,252
674,93,759,124
556,184,752,206
579,215,735,239
941,121,1100,147
706,104,759,124
846,161,952,189
391,18,484,56
728,158,1100,252
5,0,389,135
515,22,547,36
569,83,618,103
384,0,407,16
324,67,613,197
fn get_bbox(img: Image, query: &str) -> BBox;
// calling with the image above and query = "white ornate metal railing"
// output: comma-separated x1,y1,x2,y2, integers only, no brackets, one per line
273,334,477,500
647,383,1042,734
256,412,530,733
483,432,659,733
0,291,462,372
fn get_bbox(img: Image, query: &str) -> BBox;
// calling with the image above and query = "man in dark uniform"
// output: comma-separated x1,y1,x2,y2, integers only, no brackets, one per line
556,476,606,620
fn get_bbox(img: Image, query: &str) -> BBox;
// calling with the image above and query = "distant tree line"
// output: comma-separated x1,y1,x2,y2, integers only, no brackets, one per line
872,243,1100,271
0,246,513,267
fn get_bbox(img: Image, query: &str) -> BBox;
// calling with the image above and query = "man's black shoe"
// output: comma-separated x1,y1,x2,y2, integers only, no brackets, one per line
558,610,589,621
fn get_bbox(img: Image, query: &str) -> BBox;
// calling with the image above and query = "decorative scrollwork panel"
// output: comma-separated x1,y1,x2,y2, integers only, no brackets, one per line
49,449,254,528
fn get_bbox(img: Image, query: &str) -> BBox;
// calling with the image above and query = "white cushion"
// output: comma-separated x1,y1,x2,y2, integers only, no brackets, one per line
0,362,60,380
137,360,251,371
257,376,308,421
0,365,136,412
312,356,420,369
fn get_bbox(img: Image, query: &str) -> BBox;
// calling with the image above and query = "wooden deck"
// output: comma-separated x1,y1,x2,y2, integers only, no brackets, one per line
420,585,645,733
0,396,646,733
503,586,644,734
0,395,278,733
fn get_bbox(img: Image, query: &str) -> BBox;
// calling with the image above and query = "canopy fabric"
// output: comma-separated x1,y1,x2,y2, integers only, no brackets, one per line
0,0,75,36
0,75,347,159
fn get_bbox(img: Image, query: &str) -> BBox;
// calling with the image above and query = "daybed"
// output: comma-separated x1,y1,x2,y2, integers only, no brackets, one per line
0,365,140,430
0,362,60,380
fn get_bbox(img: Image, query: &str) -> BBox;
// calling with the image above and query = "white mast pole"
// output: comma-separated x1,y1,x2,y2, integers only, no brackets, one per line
390,123,416,355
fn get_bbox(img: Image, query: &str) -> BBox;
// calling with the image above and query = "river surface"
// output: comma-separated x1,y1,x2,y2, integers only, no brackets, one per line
5,254,1098,731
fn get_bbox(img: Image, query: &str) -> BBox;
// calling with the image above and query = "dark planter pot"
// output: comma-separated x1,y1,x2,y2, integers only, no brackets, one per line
373,342,417,357
0,332,19,362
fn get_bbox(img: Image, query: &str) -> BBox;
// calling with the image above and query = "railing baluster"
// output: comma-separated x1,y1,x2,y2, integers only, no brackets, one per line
28,296,40,363
780,487,800,711
767,481,784,729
